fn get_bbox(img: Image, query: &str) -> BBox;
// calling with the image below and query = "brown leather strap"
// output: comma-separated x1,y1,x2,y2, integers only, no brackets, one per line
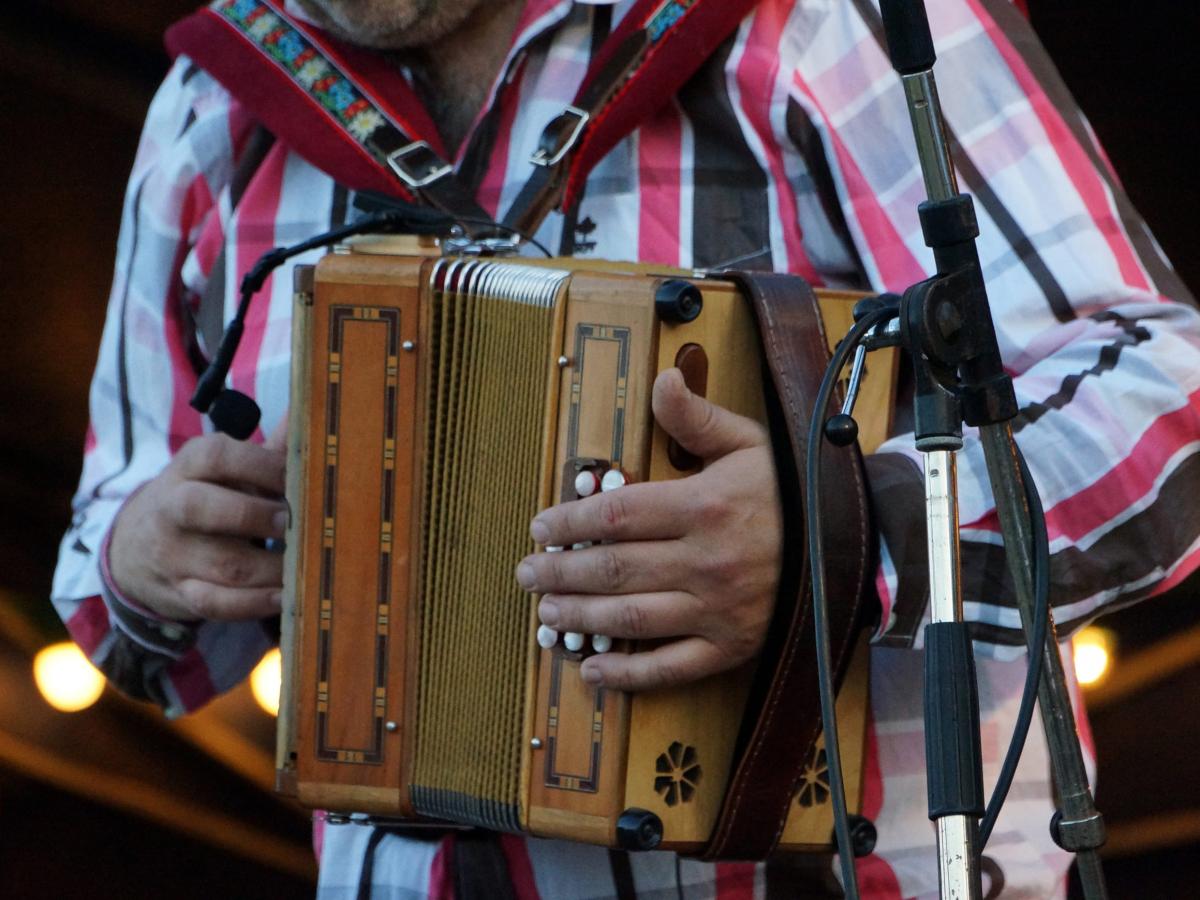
501,30,648,236
502,0,763,237
701,271,874,861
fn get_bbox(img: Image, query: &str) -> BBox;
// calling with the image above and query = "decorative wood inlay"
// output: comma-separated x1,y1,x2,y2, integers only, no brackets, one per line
543,655,604,793
566,324,631,464
314,305,402,765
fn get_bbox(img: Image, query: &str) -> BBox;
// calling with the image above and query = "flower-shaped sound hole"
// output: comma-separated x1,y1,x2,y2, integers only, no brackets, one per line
654,741,702,807
796,746,830,808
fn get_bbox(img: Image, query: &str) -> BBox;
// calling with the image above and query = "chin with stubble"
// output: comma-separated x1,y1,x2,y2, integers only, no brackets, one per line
293,0,495,48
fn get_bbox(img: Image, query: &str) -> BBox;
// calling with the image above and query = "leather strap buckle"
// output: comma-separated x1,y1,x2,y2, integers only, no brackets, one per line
530,105,590,168
387,140,453,189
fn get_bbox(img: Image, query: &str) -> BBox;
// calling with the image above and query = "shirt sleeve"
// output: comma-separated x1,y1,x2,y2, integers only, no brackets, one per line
790,0,1200,654
51,57,274,716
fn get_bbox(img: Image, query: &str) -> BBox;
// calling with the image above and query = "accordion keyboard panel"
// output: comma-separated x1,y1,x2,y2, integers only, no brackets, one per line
527,273,661,843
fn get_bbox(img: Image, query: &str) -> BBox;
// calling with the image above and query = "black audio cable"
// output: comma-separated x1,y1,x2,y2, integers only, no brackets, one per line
805,305,1053,893
190,199,550,437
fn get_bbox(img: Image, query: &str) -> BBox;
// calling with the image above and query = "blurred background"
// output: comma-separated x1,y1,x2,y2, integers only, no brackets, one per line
1,1,1197,897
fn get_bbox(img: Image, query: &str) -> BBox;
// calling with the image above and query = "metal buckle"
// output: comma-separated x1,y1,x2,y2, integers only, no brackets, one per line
530,105,590,168
386,140,453,190
441,235,521,258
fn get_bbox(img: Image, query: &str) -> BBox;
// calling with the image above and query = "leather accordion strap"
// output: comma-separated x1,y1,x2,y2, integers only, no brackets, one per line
701,271,874,861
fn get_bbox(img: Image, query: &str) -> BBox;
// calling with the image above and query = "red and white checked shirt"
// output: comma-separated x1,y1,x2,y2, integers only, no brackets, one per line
53,0,1200,897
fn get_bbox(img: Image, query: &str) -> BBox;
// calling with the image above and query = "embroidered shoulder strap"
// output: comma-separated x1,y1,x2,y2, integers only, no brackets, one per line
169,0,763,241
166,0,496,231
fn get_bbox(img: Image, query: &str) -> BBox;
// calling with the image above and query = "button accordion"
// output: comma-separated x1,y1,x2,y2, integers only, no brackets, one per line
276,237,897,857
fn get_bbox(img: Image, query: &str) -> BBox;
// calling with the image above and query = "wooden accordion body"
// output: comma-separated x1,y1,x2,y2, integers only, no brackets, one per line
277,239,896,854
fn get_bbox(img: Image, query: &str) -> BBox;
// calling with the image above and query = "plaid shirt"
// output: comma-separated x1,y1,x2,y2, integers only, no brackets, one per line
53,0,1200,896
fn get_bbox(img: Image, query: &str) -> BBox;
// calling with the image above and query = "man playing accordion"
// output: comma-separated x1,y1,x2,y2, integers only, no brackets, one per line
53,0,1200,896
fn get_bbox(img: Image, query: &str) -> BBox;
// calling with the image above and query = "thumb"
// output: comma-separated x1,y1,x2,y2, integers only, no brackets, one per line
651,368,766,462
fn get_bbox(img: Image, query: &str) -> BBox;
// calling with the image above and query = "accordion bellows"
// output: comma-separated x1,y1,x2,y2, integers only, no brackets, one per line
277,240,894,854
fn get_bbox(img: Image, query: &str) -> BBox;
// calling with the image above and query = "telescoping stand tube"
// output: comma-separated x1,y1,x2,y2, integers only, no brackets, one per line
877,2,1108,898
924,451,982,899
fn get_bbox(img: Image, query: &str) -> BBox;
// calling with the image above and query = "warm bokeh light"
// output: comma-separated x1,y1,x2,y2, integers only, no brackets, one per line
251,647,282,716
1074,626,1114,687
33,642,105,712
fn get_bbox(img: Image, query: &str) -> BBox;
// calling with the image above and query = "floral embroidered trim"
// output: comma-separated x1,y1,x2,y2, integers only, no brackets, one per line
645,0,698,43
217,0,388,144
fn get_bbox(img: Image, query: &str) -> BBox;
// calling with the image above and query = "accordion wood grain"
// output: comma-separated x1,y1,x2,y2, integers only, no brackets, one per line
277,246,897,854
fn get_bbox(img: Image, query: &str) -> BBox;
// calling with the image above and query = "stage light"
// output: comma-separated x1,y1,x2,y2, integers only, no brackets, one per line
1073,626,1114,687
251,647,282,716
33,642,105,712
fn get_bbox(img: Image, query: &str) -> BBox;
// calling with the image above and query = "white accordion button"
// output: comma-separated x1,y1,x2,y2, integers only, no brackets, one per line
591,634,612,654
600,469,627,492
564,632,585,652
545,545,564,553
575,470,601,498
537,625,559,649
572,541,593,550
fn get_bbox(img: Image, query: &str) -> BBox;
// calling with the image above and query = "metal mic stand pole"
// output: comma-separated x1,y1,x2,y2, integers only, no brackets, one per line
878,3,1108,898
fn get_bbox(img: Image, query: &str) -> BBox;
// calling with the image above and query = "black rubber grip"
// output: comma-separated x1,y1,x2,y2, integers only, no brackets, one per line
880,0,937,75
923,621,985,818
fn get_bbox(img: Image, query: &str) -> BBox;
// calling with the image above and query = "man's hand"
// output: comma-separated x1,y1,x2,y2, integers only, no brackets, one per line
108,432,288,622
516,368,783,691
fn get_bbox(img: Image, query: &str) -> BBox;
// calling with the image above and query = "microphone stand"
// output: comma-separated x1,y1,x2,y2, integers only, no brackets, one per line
875,3,1109,897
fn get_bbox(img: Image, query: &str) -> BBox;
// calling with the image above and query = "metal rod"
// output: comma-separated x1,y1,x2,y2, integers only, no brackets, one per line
925,451,962,625
979,424,1109,900
924,452,982,900
840,344,868,416
901,71,958,202
936,817,982,900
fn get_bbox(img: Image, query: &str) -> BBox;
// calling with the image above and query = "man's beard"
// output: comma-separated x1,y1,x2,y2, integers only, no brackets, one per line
292,0,491,49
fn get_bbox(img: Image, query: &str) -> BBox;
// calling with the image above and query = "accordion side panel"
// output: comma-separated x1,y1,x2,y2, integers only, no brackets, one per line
293,260,423,814
622,279,765,852
624,286,886,852
527,274,660,844
278,268,314,796
778,631,870,850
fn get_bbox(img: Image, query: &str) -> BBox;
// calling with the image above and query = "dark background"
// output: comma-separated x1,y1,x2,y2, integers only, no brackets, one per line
0,1,1197,896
